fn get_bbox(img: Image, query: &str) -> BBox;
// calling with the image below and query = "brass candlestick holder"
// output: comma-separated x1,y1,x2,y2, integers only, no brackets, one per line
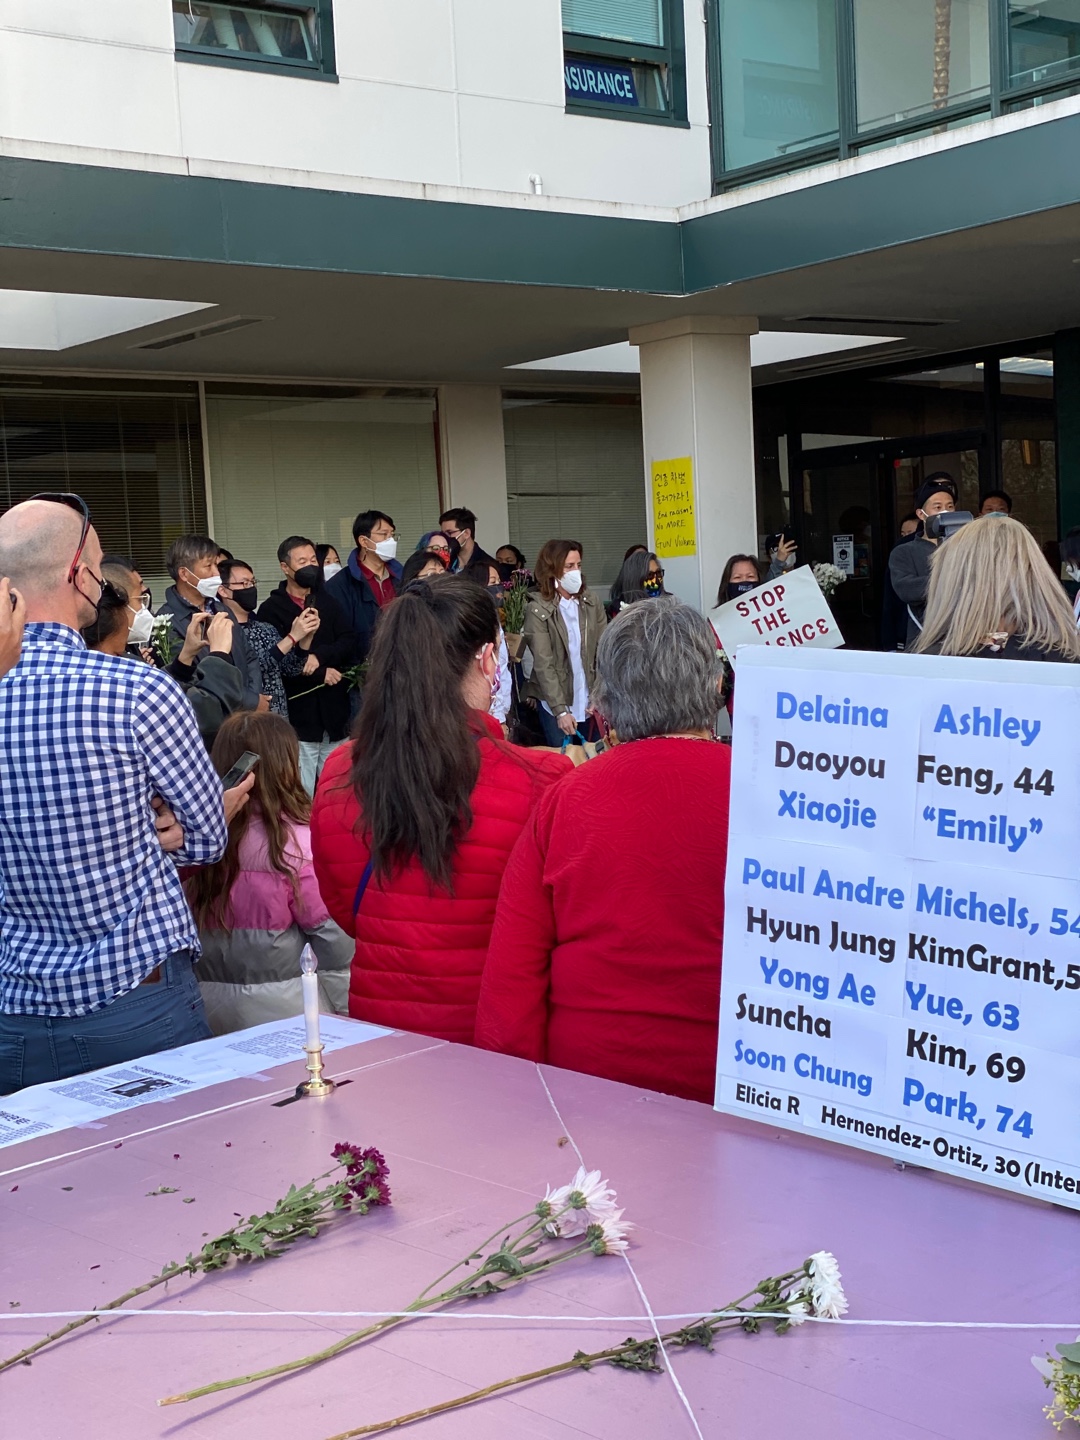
295,1042,336,1099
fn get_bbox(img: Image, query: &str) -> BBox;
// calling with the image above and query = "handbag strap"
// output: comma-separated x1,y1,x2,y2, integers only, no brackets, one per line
352,859,374,917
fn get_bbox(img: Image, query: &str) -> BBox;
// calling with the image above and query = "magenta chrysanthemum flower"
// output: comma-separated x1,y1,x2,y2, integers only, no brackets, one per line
331,1142,364,1171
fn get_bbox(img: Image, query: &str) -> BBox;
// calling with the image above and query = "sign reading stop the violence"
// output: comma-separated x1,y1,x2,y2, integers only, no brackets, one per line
710,565,843,661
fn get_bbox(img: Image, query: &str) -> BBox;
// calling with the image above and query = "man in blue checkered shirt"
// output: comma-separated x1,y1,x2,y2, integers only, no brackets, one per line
0,496,239,1093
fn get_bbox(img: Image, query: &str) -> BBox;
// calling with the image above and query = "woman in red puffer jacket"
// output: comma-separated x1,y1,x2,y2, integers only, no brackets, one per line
311,575,570,1044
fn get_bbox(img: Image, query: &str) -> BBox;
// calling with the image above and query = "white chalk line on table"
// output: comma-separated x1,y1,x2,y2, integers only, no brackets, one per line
535,1063,707,1440
0,1040,446,1181
2,1311,1079,1329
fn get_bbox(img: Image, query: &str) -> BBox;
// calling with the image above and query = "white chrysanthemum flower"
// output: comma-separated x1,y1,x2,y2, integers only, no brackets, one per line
543,1167,619,1238
784,1299,809,1326
588,1210,632,1256
806,1251,848,1319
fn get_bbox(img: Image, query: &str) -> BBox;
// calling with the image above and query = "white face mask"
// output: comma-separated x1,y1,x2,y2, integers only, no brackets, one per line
560,569,583,596
373,538,398,562
322,562,342,582
1068,564,1080,583
192,573,222,600
127,606,155,645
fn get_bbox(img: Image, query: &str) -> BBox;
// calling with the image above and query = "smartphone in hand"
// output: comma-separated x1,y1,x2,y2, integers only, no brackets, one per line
219,750,259,790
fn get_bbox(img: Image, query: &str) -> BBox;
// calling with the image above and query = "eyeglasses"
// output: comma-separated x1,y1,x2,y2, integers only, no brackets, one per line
29,492,91,584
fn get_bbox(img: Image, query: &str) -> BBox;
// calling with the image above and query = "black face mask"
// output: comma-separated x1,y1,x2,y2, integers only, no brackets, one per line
230,586,258,613
292,565,321,590
728,581,758,598
82,570,127,617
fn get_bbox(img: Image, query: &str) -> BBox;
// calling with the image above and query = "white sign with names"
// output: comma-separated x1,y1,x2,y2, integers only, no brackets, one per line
716,647,1080,1209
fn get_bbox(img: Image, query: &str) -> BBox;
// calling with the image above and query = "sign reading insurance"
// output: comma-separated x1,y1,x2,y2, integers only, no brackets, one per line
715,646,1080,1209
564,56,639,107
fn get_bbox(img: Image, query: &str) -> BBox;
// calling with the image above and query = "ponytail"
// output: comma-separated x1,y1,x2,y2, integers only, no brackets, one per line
352,576,499,889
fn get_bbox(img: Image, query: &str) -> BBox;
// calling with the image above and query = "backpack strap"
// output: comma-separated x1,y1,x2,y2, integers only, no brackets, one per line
352,860,374,918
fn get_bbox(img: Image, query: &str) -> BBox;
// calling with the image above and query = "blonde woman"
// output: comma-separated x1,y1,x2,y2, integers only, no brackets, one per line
913,515,1080,663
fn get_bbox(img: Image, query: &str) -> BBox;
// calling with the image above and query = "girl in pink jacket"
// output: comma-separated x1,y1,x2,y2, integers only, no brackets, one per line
186,712,351,1034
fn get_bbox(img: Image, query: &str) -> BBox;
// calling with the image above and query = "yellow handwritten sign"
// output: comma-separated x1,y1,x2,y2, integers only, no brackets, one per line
651,456,696,558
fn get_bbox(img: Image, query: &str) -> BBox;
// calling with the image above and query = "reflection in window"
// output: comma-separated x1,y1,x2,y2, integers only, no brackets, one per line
562,0,664,46
172,2,315,63
1009,0,1080,88
854,0,990,131
718,0,839,171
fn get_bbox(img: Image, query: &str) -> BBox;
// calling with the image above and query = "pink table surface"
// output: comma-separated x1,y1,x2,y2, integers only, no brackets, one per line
0,1025,1073,1440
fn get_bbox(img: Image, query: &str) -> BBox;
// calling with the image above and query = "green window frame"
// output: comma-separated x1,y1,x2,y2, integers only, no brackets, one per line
563,0,688,126
173,0,337,82
708,0,1080,191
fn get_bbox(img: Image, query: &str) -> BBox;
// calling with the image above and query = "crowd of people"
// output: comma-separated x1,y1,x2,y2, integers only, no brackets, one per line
0,485,1076,1103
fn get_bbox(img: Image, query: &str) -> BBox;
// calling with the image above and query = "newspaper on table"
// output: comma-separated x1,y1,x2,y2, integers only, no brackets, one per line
0,1015,389,1149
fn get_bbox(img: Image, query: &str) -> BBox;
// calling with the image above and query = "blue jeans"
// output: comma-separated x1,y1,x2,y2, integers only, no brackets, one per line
299,736,347,798
0,950,211,1094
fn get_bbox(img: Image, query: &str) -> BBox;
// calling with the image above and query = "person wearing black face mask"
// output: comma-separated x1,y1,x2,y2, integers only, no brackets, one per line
715,554,764,608
714,554,766,725
257,536,360,796
218,558,314,719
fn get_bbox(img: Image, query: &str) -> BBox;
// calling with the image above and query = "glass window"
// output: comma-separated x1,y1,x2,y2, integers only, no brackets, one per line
562,0,664,46
204,390,439,585
503,395,646,588
0,383,205,602
562,0,681,120
173,2,316,65
718,0,839,171
998,353,1058,546
1008,0,1080,89
564,54,670,111
853,0,990,132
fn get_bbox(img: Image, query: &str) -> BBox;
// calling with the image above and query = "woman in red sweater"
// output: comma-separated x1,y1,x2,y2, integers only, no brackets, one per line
311,575,570,1043
475,599,730,1103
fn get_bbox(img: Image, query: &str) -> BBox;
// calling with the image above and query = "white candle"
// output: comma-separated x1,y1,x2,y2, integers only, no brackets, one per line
300,947,321,1050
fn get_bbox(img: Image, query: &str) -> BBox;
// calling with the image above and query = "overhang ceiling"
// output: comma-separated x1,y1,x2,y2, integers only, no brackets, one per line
0,106,1078,389
0,203,1075,388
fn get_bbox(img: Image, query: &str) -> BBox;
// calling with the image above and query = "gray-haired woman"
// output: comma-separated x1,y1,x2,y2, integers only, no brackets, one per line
475,599,731,1104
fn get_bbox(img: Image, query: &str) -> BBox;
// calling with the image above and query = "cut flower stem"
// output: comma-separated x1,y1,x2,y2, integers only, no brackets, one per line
159,1167,630,1407
321,1262,834,1439
0,1142,388,1378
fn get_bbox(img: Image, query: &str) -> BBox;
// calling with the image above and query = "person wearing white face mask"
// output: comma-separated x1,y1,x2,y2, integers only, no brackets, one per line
82,559,152,658
83,556,247,749
316,543,343,583
523,539,607,748
158,534,263,710
325,509,403,667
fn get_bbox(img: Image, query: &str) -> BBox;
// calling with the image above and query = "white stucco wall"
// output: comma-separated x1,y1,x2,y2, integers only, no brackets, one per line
0,0,713,208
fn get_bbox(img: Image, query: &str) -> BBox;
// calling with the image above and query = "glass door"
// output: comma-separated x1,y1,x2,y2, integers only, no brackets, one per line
792,430,985,650
796,455,881,651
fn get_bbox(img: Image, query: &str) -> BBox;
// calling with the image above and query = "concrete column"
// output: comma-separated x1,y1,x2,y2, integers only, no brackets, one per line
437,385,509,552
629,316,759,612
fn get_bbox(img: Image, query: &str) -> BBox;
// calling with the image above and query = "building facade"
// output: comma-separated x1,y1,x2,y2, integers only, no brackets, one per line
0,0,1077,639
